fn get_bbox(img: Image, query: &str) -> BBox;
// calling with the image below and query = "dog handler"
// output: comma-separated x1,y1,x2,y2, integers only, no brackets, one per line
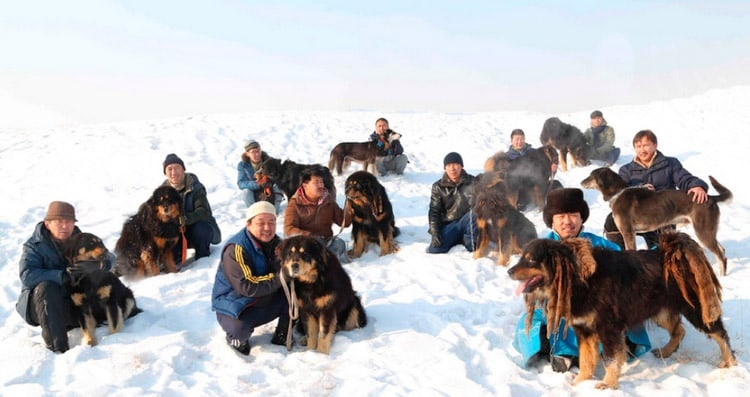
512,188,651,372
211,201,289,355
369,117,408,176
16,201,114,353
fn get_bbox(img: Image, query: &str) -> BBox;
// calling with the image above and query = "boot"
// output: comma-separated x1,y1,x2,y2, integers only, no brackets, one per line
271,316,291,346
226,335,250,356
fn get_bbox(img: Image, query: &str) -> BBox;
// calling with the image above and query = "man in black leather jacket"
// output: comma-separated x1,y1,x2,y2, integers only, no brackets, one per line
427,152,478,254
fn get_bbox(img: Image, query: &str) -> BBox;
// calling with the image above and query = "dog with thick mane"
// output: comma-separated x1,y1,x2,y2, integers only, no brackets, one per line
508,232,736,389
328,132,402,176
539,117,591,172
472,172,537,265
255,157,336,201
344,171,400,258
484,146,560,210
63,232,141,346
277,235,367,354
581,166,733,276
115,186,183,279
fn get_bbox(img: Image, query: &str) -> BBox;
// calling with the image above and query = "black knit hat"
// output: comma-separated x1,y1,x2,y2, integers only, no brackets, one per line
542,188,590,227
443,152,464,167
163,153,185,174
590,110,603,119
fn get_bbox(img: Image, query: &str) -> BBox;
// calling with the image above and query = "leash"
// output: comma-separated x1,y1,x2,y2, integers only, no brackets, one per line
279,271,299,351
176,223,188,271
331,196,352,245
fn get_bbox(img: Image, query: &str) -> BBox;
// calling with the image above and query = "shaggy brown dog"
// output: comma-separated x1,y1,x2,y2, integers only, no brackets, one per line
114,186,182,279
255,157,336,200
63,232,141,346
539,117,591,171
328,132,401,175
508,232,736,390
277,235,367,354
344,171,400,258
472,172,537,265
581,166,733,276
484,146,560,210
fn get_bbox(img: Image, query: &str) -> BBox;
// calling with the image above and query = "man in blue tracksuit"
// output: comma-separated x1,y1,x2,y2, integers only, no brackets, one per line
211,201,289,355
513,188,651,372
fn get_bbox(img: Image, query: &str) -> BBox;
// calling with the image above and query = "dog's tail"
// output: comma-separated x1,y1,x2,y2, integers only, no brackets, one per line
708,176,733,204
659,231,723,326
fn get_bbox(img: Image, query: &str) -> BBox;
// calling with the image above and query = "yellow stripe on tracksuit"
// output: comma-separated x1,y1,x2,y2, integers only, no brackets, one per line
234,244,275,282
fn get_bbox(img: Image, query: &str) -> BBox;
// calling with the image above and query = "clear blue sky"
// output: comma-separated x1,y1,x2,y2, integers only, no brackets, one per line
1,1,749,124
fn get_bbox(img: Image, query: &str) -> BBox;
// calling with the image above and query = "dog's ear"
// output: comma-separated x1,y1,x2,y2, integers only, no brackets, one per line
563,238,597,279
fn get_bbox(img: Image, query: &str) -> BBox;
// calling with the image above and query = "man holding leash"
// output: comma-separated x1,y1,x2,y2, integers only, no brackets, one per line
512,188,651,372
369,117,408,176
16,201,114,353
211,201,289,356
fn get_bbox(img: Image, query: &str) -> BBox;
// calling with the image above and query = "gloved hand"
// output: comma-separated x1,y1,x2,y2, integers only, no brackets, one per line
430,233,442,248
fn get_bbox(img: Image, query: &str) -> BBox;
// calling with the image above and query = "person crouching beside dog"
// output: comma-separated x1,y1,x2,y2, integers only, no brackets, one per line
237,140,284,213
284,165,353,264
603,129,708,249
369,117,408,176
583,110,620,166
512,188,652,372
162,153,222,262
16,201,114,353
427,152,478,254
211,201,290,356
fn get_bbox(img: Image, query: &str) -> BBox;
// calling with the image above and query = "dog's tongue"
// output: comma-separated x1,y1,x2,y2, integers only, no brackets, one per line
515,279,530,296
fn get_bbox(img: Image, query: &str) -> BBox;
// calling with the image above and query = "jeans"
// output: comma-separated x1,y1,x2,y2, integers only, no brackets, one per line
426,210,478,254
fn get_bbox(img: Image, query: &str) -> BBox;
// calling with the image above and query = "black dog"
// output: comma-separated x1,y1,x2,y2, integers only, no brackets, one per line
539,117,591,171
484,146,561,210
344,171,400,258
62,232,141,346
115,186,183,279
277,236,367,354
256,157,337,200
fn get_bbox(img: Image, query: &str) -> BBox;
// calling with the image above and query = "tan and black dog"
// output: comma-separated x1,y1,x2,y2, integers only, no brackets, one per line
509,232,736,390
344,171,399,258
581,166,732,276
277,235,367,354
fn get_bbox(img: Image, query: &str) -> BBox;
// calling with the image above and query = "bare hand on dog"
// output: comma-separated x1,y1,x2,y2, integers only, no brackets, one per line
688,187,707,204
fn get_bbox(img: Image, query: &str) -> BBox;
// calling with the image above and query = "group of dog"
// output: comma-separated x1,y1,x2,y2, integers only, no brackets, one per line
63,118,738,385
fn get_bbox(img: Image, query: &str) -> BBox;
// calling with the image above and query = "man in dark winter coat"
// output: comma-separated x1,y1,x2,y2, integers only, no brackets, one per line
604,129,708,248
237,140,283,212
427,152,478,254
161,153,222,262
505,129,532,160
16,201,113,353
369,117,408,176
583,110,620,166
211,201,289,355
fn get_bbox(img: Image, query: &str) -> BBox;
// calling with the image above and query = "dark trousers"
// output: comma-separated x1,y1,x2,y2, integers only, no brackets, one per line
216,290,289,342
28,281,78,353
173,221,214,261
427,211,478,254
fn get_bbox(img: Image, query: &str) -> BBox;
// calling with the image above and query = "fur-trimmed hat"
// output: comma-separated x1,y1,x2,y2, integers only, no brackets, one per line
590,110,603,119
246,201,276,221
542,188,589,227
45,201,77,221
443,152,464,167
244,140,260,151
163,153,185,174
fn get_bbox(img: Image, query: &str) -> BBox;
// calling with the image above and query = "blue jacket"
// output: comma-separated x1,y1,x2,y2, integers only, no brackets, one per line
211,228,281,319
618,151,707,191
16,222,81,324
505,143,532,160
512,230,652,364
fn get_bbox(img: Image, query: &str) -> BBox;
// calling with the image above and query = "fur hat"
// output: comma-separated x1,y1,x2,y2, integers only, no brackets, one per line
542,188,589,227
590,110,603,119
244,140,260,151
163,153,185,174
45,201,77,221
443,152,464,167
246,201,276,221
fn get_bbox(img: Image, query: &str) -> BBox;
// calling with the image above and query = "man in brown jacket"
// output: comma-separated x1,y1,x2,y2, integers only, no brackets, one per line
283,166,352,263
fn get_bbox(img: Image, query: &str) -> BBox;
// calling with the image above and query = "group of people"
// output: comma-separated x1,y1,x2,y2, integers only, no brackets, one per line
18,112,711,367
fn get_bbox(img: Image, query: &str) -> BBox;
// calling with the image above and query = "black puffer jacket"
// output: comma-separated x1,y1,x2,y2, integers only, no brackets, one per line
428,170,475,235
